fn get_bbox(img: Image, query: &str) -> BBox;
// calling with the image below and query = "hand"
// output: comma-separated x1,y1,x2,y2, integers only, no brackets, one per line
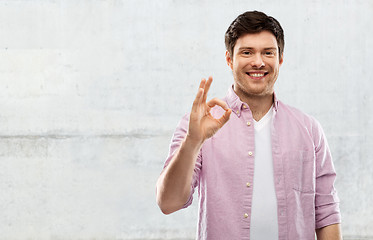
187,76,232,144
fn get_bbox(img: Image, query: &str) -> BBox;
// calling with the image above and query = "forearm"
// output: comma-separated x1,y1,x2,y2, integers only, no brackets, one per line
316,223,342,240
156,136,202,214
157,77,231,214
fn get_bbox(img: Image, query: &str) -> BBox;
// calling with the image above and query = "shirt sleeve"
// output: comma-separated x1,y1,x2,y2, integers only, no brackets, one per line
313,119,341,229
162,114,202,209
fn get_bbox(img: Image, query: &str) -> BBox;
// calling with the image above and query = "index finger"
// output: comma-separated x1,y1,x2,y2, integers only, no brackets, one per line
207,97,229,110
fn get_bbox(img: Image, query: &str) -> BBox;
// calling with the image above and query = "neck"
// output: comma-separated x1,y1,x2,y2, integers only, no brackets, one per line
237,92,274,121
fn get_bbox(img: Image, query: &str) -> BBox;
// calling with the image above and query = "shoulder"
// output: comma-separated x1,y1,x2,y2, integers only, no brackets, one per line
277,100,327,145
277,100,320,127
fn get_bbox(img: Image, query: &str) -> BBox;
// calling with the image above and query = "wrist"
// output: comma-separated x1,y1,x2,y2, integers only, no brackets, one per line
184,134,204,152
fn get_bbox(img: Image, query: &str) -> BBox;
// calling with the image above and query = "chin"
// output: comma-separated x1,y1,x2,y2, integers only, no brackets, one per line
245,88,273,97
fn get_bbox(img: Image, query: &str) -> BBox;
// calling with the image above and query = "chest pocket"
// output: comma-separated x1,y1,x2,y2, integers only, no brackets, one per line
284,150,315,193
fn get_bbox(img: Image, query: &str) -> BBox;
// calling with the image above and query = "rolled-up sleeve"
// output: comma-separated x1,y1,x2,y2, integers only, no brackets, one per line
162,114,202,209
313,120,341,229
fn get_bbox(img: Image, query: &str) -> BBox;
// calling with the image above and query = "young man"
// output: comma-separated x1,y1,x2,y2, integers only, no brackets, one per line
156,11,341,239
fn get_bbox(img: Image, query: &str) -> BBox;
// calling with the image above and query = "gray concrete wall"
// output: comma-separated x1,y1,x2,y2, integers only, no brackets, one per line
0,0,371,239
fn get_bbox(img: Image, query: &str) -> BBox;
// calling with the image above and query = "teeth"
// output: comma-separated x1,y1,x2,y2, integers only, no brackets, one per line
250,73,265,77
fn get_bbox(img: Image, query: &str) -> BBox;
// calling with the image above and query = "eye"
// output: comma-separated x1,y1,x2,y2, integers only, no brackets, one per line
264,51,275,56
242,51,251,55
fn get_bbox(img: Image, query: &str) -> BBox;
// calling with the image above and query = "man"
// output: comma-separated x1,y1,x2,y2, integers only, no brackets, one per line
156,11,341,239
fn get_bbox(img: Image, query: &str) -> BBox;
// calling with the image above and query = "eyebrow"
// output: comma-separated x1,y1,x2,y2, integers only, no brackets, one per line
238,47,277,51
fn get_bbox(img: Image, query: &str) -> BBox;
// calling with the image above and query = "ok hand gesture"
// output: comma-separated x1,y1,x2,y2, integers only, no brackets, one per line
187,76,232,145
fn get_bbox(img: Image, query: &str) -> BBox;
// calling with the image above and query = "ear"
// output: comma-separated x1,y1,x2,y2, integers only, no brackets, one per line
279,53,284,66
225,50,233,70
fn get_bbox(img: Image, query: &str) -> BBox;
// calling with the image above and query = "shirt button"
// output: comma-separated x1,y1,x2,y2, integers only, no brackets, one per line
243,105,247,109
236,110,239,114
247,121,251,126
244,213,249,218
246,182,251,187
248,151,253,156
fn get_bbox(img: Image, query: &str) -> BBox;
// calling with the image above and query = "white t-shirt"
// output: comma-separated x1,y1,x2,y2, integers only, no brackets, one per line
250,106,279,239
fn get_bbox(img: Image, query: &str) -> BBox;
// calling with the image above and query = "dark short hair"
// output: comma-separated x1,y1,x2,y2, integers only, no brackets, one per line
225,11,284,59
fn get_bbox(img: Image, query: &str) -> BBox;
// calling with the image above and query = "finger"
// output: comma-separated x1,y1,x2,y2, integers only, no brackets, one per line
207,98,229,110
192,88,204,110
199,78,206,90
202,76,213,102
217,109,232,125
192,79,206,107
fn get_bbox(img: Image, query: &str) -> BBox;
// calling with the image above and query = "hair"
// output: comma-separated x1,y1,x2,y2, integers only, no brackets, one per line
225,11,284,59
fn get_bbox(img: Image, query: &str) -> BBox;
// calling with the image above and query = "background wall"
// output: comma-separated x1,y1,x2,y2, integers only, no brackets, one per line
0,0,372,239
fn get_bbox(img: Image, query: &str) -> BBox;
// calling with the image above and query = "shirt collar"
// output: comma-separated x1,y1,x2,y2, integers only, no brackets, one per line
226,85,279,117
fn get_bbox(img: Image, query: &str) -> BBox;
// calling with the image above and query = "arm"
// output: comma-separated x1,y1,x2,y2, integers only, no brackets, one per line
316,223,342,240
156,77,231,214
313,119,342,235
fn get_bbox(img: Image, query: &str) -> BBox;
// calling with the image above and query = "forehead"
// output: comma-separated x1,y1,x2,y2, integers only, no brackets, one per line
234,31,278,50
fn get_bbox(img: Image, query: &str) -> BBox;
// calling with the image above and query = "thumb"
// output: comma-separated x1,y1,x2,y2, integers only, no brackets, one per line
218,109,232,125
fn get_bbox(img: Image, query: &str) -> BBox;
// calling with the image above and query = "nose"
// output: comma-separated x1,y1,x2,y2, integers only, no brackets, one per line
251,53,265,68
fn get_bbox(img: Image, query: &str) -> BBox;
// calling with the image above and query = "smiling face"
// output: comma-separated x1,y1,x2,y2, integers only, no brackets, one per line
226,31,283,100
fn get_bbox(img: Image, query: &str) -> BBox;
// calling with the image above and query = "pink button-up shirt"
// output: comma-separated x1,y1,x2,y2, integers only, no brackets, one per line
163,87,341,240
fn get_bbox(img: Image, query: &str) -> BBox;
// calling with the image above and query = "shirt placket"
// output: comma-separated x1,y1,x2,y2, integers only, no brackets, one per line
239,104,255,239
271,111,288,240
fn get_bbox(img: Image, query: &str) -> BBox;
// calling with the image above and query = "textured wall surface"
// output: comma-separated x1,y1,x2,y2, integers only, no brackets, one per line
0,0,372,239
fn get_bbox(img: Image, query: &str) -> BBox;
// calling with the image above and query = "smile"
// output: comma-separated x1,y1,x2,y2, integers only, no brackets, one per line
246,72,268,78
